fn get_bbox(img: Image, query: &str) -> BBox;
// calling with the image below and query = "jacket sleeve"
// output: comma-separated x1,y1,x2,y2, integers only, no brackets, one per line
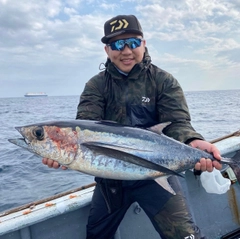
76,74,105,120
156,71,204,143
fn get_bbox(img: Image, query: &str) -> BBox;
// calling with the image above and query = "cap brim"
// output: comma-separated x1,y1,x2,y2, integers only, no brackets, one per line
101,29,143,44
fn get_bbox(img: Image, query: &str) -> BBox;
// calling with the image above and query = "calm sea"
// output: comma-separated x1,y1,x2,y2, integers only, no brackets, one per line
0,90,239,213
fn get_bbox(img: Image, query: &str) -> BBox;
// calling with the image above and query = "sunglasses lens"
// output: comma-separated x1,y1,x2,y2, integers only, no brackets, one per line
114,40,125,51
126,38,141,49
109,38,142,51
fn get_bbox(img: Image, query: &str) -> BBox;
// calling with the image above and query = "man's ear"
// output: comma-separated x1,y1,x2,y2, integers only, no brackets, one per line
142,39,146,47
104,45,109,55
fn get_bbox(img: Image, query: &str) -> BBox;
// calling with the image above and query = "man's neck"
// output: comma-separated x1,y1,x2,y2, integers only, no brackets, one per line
114,65,129,76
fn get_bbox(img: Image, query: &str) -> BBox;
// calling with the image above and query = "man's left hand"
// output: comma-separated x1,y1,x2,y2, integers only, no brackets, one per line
189,139,222,172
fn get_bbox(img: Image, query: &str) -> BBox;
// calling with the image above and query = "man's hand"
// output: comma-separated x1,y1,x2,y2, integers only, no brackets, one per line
42,158,68,170
189,139,222,172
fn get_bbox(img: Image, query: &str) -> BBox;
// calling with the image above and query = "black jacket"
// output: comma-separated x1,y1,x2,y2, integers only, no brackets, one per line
76,48,204,143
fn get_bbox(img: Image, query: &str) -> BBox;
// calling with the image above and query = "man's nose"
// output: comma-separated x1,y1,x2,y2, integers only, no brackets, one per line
121,44,132,53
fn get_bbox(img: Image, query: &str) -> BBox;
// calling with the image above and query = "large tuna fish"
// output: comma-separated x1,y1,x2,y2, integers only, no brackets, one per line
8,120,234,194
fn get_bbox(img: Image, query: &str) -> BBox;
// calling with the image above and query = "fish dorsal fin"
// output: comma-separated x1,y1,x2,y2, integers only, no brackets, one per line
148,122,171,134
82,141,183,178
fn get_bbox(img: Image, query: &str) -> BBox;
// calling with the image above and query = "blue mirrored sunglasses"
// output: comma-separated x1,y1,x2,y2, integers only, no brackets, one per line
107,38,143,51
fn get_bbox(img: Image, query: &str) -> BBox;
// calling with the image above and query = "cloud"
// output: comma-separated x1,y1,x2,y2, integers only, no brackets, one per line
100,3,117,11
0,0,239,97
217,48,240,63
136,0,240,80
0,1,106,64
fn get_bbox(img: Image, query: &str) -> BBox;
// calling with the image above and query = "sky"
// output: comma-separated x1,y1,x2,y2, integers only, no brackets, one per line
0,0,240,98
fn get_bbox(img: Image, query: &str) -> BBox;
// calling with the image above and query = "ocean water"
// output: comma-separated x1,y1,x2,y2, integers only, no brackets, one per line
0,90,239,213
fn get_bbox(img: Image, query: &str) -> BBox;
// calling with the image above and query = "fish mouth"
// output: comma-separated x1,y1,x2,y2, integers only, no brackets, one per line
8,126,32,149
8,138,30,149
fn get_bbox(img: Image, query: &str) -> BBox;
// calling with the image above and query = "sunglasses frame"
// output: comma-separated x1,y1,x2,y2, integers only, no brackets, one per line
107,37,143,51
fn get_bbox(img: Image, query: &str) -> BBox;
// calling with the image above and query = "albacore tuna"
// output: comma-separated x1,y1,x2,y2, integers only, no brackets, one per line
8,120,235,194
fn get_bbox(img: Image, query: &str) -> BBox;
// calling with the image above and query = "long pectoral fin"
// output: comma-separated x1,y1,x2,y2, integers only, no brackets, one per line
82,142,184,178
154,176,176,195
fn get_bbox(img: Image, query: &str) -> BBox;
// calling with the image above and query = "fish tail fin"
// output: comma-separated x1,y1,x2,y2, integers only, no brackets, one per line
221,153,240,183
228,161,240,183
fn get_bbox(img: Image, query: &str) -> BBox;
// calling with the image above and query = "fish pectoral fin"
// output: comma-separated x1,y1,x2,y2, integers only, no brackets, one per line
82,142,184,178
154,176,176,195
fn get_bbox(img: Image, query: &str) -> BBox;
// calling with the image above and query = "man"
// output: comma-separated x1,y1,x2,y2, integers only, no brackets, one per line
43,15,222,239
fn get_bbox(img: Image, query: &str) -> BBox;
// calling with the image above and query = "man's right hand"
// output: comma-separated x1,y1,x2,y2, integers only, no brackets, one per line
42,158,68,170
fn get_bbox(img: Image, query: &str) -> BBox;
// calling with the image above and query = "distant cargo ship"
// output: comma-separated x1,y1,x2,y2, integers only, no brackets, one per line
24,92,48,97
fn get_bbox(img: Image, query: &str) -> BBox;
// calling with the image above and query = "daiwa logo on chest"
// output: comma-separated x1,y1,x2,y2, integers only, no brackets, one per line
184,234,195,239
142,96,150,103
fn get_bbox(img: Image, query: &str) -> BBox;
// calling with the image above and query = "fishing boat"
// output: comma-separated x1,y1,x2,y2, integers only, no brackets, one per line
1,131,240,239
24,92,48,97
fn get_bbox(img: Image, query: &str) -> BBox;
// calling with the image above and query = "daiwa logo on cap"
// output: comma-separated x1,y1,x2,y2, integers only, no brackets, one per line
110,19,129,32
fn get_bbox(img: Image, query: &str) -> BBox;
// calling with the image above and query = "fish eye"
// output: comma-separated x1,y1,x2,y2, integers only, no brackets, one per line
33,127,44,140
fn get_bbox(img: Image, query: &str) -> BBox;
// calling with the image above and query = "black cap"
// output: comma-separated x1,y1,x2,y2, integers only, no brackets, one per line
101,15,143,44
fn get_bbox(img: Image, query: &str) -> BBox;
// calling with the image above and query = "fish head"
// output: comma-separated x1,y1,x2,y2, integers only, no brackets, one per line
9,124,79,166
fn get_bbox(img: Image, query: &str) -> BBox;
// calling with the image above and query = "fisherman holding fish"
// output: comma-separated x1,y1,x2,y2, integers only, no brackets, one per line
42,15,222,239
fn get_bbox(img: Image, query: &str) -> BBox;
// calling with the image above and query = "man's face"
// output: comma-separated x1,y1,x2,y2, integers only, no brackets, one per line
104,33,146,73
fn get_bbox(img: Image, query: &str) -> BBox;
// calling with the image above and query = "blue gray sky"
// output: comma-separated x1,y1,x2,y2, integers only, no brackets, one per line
1,0,240,98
